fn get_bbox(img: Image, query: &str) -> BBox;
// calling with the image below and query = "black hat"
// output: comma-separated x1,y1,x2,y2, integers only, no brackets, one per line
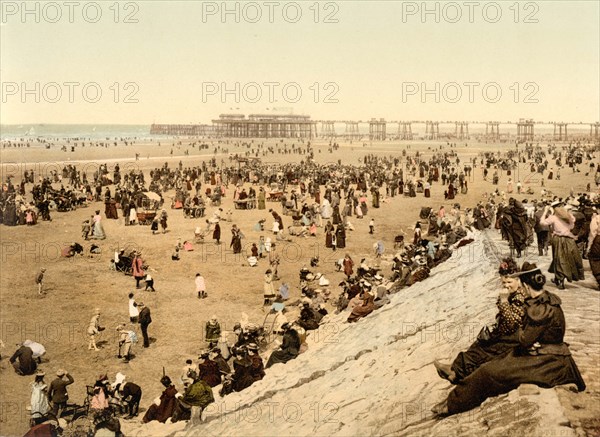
510,261,541,277
498,258,518,276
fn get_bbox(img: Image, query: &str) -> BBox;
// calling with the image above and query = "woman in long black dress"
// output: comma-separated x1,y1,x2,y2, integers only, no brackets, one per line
432,262,586,416
336,224,346,249
324,221,334,248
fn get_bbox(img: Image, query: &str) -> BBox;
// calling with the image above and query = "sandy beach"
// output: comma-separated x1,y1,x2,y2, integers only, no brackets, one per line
0,138,598,436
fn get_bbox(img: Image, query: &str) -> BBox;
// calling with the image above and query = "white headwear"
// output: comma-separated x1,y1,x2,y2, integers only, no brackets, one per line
112,372,126,389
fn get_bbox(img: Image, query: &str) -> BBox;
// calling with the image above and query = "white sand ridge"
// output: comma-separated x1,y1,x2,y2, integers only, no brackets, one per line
123,230,598,437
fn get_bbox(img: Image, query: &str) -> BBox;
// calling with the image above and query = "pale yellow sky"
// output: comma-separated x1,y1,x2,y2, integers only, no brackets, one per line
1,1,598,124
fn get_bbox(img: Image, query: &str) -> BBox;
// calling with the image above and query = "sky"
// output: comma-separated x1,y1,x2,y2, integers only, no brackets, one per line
1,0,599,124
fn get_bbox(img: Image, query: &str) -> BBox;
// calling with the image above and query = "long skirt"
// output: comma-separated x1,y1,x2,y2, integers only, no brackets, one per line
447,349,585,415
451,337,519,381
264,283,275,299
93,221,106,239
355,205,363,218
106,203,119,219
347,303,374,323
549,235,584,281
325,232,333,248
588,235,600,287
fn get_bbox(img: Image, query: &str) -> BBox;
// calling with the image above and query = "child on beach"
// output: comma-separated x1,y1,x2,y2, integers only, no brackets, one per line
82,220,91,240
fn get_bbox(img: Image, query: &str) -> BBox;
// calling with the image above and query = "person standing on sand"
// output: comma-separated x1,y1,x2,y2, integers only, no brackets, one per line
144,273,156,291
129,202,137,225
343,254,354,279
138,303,152,348
35,268,46,295
87,308,104,351
93,210,106,239
132,252,145,289
205,316,221,348
257,187,266,210
195,273,207,299
48,369,74,419
160,209,168,233
264,269,276,305
30,371,50,426
128,293,139,323
540,204,584,289
117,325,135,362
213,222,221,244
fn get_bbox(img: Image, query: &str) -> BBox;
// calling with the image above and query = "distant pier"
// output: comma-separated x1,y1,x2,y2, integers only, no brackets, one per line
150,117,600,142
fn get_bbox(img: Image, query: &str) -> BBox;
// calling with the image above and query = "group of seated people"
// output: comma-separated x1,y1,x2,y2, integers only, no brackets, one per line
183,196,206,218
233,187,256,209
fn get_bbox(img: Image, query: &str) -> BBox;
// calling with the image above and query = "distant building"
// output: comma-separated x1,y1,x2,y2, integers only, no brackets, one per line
212,114,316,138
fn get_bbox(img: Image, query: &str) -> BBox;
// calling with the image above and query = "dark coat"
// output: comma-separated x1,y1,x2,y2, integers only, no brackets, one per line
589,234,600,285
9,346,37,375
232,357,255,392
447,290,586,415
48,374,74,403
139,307,152,326
142,385,178,423
198,360,222,387
336,226,346,249
214,355,231,375
505,202,529,251
121,382,142,402
248,354,266,382
266,329,301,368
205,322,221,343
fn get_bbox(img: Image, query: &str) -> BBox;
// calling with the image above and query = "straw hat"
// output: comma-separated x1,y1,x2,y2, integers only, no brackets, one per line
553,207,572,223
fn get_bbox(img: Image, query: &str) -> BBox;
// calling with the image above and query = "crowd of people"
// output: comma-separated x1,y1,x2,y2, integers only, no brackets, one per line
2,138,598,436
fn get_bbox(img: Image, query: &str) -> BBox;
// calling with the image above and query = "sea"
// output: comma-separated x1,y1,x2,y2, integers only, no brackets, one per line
0,124,152,141
0,123,593,142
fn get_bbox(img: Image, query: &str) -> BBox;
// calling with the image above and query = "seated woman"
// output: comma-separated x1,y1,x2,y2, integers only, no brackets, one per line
434,258,526,384
143,376,178,424
432,261,586,416
347,291,375,323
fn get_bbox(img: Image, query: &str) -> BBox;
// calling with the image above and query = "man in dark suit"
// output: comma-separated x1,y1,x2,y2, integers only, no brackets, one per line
138,303,152,348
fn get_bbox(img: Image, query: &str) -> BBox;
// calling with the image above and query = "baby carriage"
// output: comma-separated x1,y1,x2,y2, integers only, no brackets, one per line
194,225,211,244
